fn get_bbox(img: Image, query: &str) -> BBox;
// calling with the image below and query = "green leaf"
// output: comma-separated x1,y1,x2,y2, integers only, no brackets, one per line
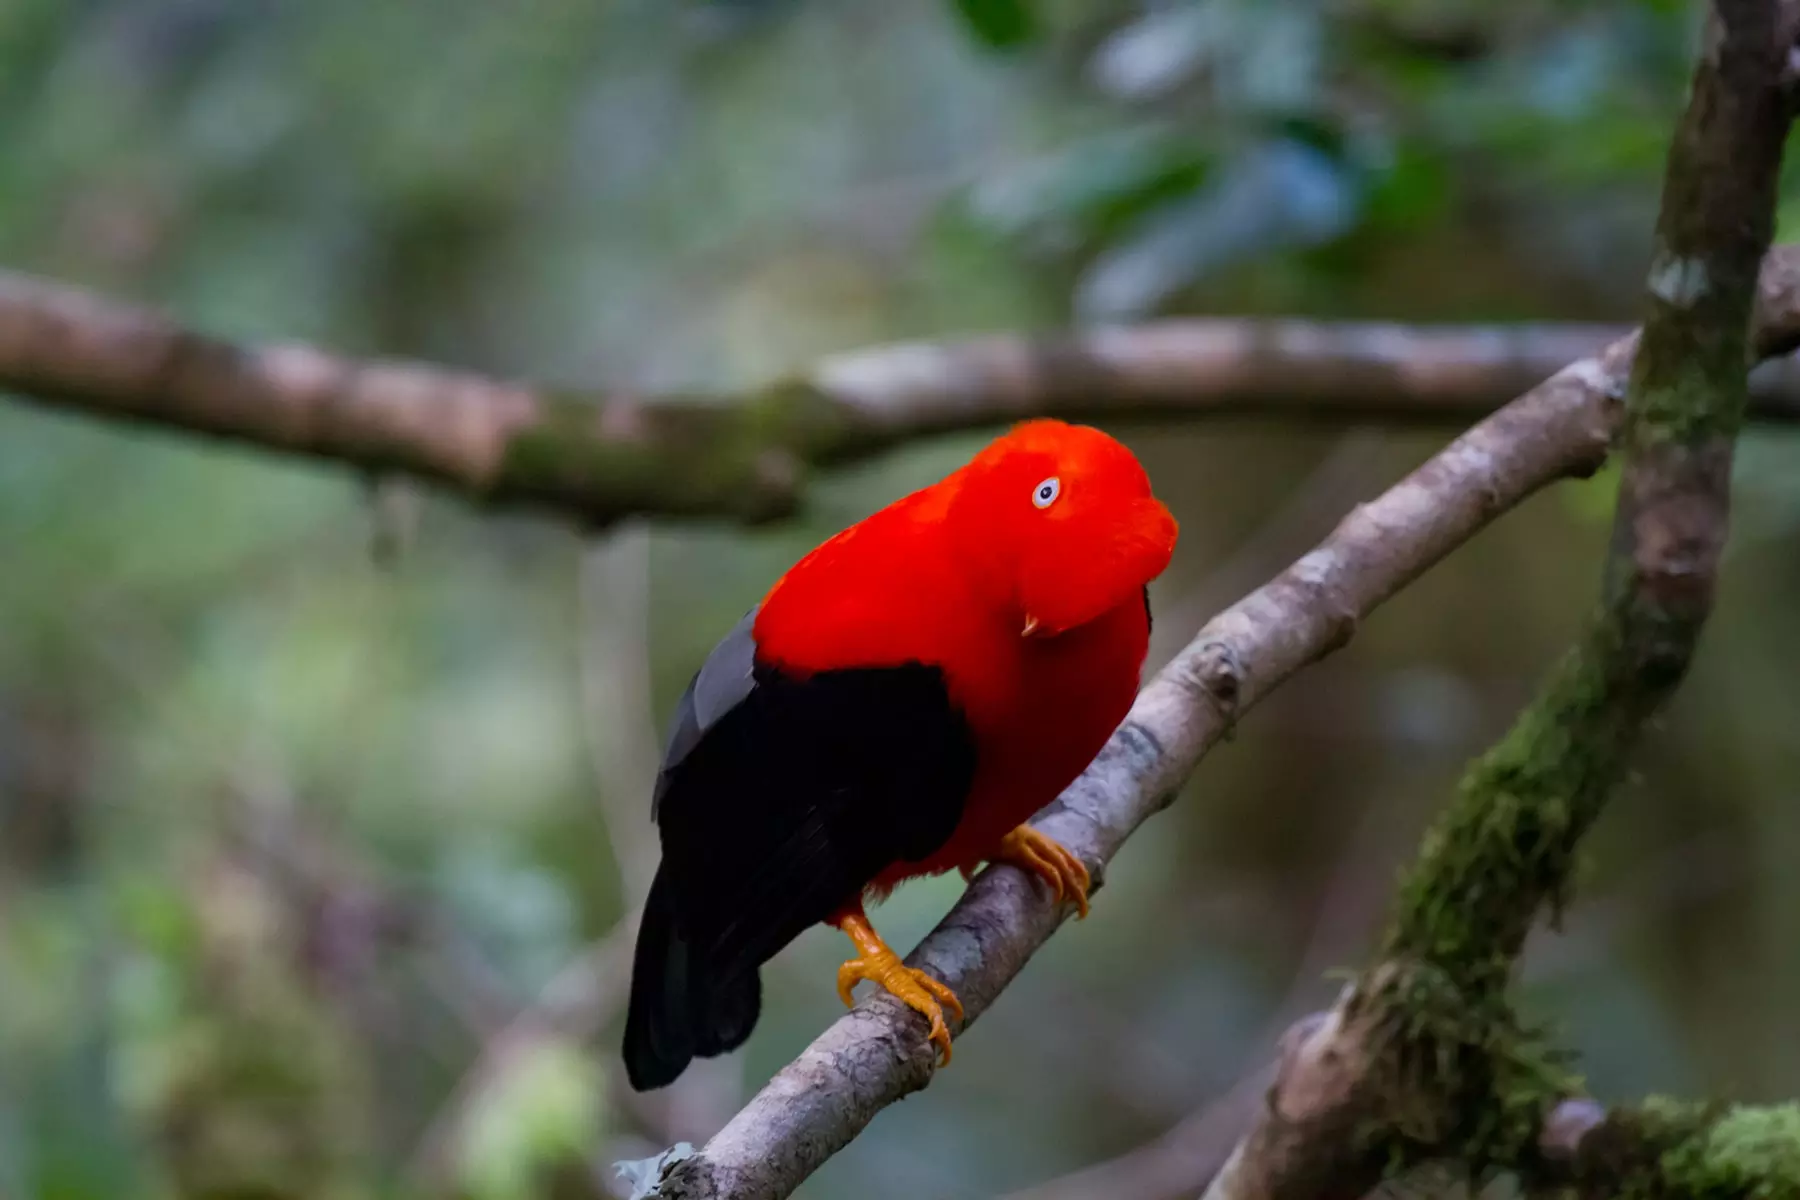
948,0,1036,50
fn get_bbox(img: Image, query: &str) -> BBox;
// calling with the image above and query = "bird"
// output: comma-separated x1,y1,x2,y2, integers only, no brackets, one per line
621,418,1178,1091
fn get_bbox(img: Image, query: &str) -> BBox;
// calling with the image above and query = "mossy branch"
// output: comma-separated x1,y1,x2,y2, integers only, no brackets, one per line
1538,1097,1800,1199
1202,4,1795,1199
1393,0,1790,982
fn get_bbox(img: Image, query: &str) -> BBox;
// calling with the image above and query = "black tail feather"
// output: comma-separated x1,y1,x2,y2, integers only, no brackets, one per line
623,869,761,1091
694,968,760,1059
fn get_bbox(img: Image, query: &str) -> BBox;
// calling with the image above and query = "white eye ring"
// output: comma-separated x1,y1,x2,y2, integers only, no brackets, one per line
1031,477,1061,509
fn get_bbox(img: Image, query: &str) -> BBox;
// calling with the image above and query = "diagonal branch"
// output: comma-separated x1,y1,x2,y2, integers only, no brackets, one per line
9,268,1800,530
642,238,1800,1200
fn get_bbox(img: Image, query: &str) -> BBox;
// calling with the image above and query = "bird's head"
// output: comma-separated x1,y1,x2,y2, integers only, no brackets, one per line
950,419,1178,638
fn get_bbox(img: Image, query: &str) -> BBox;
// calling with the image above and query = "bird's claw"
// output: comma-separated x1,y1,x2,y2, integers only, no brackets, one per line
837,952,962,1065
993,825,1092,918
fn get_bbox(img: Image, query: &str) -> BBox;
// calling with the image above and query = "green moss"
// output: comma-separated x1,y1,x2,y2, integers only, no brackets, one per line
1628,268,1752,442
1353,962,1575,1181
1359,491,1741,1193
1353,34,1775,1193
1383,614,1638,998
489,380,922,526
1559,1099,1714,1200
1357,616,1664,1185
746,377,869,460
1663,1104,1800,1198
495,389,809,525
1631,368,1749,446
1552,1099,1800,1199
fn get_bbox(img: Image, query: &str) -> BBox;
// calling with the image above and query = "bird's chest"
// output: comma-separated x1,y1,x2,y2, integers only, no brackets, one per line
947,600,1148,844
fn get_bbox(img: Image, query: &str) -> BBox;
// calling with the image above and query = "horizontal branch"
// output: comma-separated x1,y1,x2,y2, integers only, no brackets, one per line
8,269,1800,528
643,242,1800,1200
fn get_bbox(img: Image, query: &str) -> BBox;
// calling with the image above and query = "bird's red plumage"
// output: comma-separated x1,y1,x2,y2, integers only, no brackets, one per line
752,419,1178,894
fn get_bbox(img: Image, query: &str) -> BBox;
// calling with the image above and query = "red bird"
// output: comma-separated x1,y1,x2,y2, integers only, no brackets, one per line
623,419,1177,1090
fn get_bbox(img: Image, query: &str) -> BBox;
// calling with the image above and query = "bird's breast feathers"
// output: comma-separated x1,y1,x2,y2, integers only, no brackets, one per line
758,565,1146,755
750,483,1150,781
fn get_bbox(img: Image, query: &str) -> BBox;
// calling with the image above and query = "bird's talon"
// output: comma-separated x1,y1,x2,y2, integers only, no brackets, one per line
993,825,1092,918
837,953,961,1063
927,1014,953,1065
918,970,965,1022
833,908,963,1066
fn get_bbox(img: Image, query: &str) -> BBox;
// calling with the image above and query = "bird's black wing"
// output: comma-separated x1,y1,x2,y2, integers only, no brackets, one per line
623,605,977,1089
651,606,759,816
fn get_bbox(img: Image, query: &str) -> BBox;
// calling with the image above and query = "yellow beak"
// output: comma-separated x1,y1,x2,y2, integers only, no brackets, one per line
1021,615,1041,638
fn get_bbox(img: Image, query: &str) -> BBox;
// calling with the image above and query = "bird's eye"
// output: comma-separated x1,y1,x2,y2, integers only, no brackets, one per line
1032,477,1061,509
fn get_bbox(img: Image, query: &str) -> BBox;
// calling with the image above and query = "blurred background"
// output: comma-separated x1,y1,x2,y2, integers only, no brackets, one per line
4,1,1800,1197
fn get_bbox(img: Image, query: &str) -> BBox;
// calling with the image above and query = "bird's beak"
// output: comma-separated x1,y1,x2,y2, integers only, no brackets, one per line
1021,615,1041,638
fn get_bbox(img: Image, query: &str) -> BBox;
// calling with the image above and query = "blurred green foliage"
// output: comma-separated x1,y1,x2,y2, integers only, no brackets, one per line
948,0,1039,50
6,2,1800,1198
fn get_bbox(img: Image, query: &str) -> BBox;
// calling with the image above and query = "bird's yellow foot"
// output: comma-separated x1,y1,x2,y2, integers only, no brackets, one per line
831,905,963,1066
992,824,1092,918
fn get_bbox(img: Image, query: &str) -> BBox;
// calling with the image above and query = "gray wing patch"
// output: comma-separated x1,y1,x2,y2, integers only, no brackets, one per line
652,606,760,814
693,606,759,730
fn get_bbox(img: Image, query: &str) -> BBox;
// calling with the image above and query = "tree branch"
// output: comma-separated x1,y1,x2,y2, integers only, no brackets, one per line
9,268,1800,530
1536,1095,1800,1197
1198,4,1794,1198
635,231,1800,1198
